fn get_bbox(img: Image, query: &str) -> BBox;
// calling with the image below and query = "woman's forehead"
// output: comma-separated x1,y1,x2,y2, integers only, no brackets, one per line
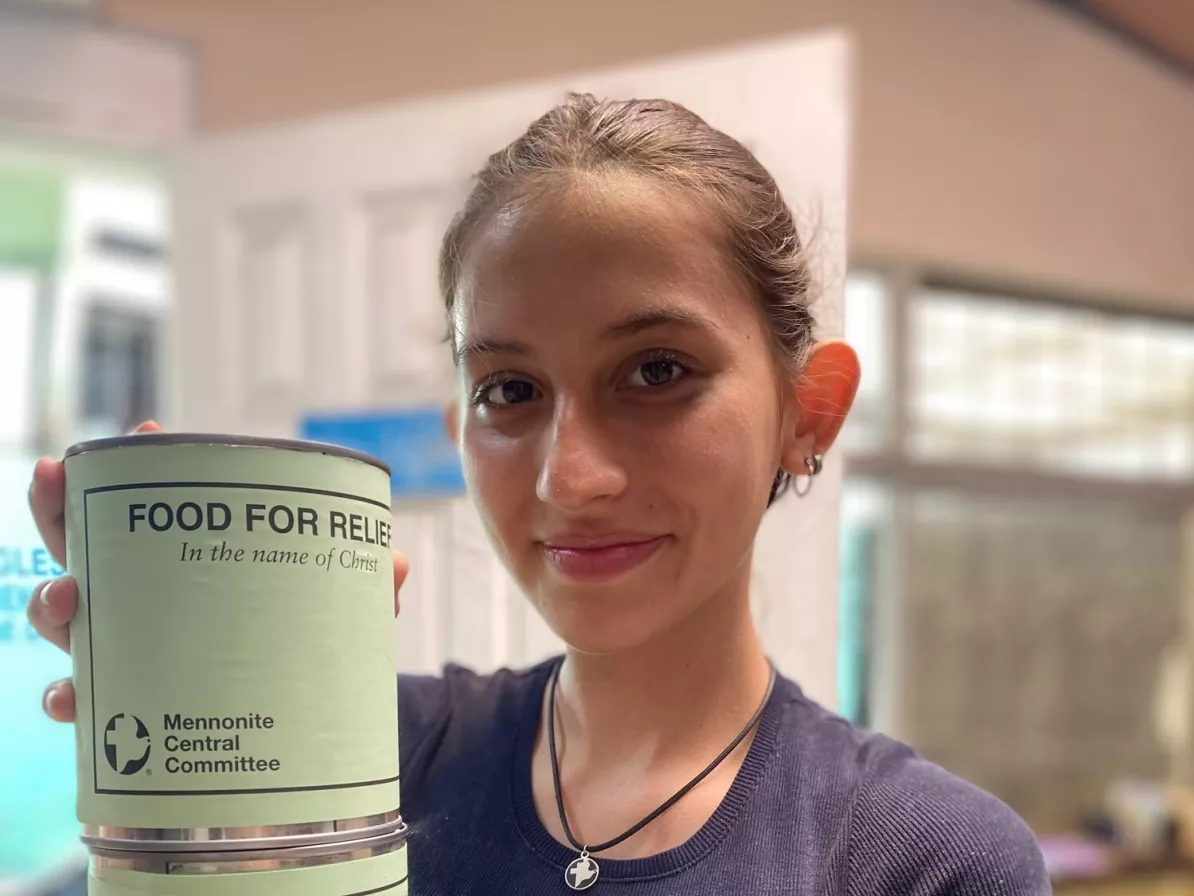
452,180,748,339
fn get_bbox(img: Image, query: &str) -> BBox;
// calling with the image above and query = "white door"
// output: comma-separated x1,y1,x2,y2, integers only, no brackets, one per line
169,30,852,707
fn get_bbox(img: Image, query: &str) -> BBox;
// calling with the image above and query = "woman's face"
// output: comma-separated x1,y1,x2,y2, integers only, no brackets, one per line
451,177,804,655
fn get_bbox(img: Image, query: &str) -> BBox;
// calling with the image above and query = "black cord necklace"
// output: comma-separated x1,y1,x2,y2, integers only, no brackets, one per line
548,659,778,891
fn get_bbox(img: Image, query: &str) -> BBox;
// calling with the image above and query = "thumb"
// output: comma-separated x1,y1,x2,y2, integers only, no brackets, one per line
392,550,408,617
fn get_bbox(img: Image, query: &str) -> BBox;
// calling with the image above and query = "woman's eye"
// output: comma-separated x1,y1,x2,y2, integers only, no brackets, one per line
627,358,687,388
477,378,539,407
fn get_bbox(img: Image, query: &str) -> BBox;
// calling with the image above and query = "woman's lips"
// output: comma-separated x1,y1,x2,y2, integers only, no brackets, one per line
540,535,668,583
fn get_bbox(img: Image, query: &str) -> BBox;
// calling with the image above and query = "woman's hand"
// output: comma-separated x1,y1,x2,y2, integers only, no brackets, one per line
25,420,408,723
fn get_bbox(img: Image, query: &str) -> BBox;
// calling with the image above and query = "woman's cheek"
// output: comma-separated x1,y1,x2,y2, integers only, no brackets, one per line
464,425,535,537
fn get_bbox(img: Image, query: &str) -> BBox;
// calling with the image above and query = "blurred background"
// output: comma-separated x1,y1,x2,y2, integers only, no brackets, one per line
0,0,1191,894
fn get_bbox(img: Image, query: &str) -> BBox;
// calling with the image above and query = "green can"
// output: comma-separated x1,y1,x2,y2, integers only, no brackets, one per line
64,434,401,849
87,825,409,895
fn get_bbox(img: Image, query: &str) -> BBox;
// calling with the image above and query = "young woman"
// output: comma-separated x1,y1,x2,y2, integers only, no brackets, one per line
28,95,1049,894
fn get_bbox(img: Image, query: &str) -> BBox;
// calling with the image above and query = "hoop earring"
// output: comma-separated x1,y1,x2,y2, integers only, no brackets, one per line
793,455,823,498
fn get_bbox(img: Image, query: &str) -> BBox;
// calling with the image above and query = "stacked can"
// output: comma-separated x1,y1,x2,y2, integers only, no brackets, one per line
63,434,408,894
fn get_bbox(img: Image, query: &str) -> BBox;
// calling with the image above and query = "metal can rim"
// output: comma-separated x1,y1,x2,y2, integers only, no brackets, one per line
64,433,391,476
87,820,408,866
82,811,406,853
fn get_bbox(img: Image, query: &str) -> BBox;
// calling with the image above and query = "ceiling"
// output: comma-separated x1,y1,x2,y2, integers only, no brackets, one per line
1049,0,1194,80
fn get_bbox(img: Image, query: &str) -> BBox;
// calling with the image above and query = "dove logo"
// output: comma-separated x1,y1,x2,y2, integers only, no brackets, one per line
566,854,600,890
104,713,152,775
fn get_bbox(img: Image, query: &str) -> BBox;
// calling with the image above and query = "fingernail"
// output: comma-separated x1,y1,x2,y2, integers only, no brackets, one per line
43,684,59,715
39,578,58,610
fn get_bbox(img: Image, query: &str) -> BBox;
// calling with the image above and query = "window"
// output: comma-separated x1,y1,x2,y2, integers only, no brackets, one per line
899,488,1180,829
908,288,1194,480
837,272,1193,831
79,304,159,437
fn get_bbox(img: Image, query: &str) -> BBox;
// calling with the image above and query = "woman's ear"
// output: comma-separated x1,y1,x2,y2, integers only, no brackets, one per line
443,401,461,445
778,340,861,474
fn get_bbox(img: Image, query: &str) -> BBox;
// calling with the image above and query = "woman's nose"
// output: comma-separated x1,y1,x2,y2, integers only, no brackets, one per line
535,401,628,510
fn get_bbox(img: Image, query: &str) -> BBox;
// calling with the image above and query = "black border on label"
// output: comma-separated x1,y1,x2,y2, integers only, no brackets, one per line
86,481,398,797
347,880,408,896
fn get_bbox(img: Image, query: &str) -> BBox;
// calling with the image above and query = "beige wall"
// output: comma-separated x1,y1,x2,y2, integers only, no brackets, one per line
103,0,1194,310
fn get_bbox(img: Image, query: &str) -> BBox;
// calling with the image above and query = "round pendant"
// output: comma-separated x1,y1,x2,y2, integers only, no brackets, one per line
566,853,600,890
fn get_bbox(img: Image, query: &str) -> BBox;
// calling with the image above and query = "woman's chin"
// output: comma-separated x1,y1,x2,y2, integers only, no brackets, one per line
557,626,662,657
532,584,681,657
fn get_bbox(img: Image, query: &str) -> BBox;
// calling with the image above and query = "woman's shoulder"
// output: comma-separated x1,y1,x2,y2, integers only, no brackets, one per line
397,657,549,716
777,680,1051,895
395,658,551,767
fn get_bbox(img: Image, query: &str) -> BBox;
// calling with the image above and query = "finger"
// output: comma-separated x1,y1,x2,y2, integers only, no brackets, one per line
392,550,408,617
29,422,163,569
27,577,77,653
29,458,67,567
43,679,77,723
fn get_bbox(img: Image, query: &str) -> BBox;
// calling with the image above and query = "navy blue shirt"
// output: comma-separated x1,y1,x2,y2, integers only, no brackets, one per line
398,658,1051,895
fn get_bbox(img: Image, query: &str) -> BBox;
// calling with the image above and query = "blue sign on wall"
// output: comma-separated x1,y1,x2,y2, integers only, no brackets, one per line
300,407,466,498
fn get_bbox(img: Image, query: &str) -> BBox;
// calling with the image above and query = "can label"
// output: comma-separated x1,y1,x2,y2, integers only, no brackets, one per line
88,839,409,895
67,444,399,829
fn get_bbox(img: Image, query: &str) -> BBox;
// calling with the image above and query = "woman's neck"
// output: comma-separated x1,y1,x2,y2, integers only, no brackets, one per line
551,578,773,772
530,574,775,858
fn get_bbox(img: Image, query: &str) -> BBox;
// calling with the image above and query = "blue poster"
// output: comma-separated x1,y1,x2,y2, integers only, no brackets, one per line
0,454,85,891
300,407,466,498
